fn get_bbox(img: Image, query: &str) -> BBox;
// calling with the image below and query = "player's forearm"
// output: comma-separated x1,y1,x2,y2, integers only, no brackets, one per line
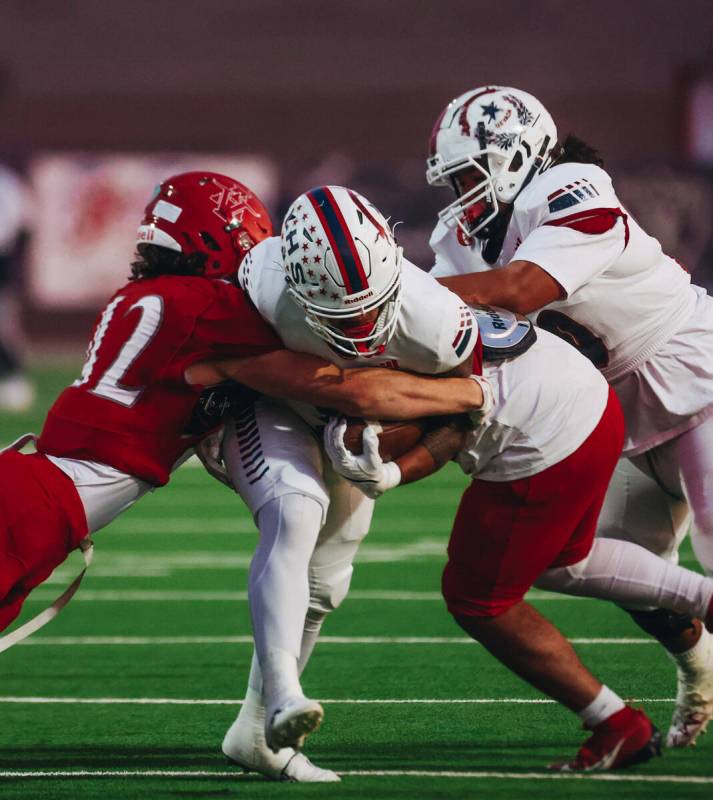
348,370,482,420
186,350,484,419
437,260,563,315
395,418,470,484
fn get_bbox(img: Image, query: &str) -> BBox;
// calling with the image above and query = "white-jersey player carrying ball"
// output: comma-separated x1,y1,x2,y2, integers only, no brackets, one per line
216,186,478,780
426,85,713,747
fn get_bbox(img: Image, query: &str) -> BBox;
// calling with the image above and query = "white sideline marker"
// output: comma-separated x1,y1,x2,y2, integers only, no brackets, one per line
0,769,710,785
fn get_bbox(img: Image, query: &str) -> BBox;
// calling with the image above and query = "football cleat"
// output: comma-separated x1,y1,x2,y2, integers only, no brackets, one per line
666,626,713,747
222,715,339,782
551,706,661,772
265,696,324,753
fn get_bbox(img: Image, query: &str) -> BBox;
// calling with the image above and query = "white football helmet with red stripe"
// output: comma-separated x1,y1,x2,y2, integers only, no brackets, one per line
427,86,557,238
281,186,403,358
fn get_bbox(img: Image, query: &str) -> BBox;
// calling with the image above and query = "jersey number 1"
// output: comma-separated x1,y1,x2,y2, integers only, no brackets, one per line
74,295,164,406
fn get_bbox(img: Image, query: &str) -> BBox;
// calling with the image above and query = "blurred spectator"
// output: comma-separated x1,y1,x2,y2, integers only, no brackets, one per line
0,163,34,412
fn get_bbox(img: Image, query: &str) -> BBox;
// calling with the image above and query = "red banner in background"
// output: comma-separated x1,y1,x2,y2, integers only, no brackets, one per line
26,153,278,309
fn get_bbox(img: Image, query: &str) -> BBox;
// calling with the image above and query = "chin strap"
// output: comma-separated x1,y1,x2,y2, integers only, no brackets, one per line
0,433,94,654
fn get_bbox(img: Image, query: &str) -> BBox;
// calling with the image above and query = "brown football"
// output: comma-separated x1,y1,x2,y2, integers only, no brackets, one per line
342,417,431,462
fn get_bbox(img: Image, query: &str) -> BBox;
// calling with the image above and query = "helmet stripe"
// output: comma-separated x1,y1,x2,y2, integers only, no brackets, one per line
307,187,369,294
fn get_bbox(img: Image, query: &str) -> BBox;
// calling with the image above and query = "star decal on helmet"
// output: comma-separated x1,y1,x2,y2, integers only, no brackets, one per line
481,101,501,122
208,180,257,226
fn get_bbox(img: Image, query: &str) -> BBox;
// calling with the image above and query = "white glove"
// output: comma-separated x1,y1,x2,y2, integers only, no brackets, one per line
323,418,401,499
195,426,234,488
468,374,495,427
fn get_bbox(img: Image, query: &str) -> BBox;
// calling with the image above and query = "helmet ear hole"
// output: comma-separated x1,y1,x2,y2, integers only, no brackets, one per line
199,232,222,251
508,151,523,172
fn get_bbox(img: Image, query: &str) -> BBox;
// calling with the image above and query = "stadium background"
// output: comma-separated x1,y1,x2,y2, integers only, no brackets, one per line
1,1,713,797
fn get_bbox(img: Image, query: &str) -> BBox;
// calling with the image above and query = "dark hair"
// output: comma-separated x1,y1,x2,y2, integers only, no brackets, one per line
552,134,604,167
130,243,208,281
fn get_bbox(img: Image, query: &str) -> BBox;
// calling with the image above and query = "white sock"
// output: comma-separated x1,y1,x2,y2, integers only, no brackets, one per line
248,494,324,706
297,608,327,675
578,685,626,728
536,537,713,618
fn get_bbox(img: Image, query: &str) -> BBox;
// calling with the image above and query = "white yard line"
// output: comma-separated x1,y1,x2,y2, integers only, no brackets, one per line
0,768,709,784
0,696,676,705
43,538,450,581
23,588,582,602
15,635,655,646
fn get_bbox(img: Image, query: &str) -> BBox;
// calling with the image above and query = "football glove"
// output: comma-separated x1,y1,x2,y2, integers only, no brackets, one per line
195,426,233,488
468,374,495,427
323,418,401,499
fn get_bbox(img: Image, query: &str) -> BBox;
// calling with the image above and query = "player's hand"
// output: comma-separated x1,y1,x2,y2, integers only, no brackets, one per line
468,374,495,426
195,426,234,488
323,418,401,499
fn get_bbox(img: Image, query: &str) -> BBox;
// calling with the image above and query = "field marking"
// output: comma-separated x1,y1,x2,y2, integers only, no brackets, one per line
0,768,709,785
0,696,677,706
43,538,449,581
15,635,655,646
24,588,580,603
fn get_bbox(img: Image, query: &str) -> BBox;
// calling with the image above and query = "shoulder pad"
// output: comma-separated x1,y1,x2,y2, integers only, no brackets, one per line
471,304,537,361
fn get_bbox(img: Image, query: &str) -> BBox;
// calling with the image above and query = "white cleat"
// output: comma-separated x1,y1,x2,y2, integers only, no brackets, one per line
266,696,324,753
666,627,713,747
222,717,340,782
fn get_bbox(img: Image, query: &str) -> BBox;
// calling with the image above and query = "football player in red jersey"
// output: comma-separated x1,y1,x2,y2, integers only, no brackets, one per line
0,170,484,782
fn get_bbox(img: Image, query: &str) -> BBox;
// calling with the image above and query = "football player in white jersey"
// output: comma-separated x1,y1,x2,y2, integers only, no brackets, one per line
196,185,480,781
324,303,713,771
425,86,713,748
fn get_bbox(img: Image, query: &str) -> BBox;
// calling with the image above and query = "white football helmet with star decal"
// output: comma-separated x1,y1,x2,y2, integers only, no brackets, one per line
427,86,557,238
280,185,403,358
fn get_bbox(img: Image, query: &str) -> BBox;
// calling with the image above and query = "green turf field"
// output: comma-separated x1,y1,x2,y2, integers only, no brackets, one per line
1,366,712,799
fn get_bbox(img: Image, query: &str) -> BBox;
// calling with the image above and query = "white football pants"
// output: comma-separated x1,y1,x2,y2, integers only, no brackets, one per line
596,414,713,576
223,398,374,707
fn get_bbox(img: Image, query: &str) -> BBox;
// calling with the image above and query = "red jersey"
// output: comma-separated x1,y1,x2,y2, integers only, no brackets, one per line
38,275,281,485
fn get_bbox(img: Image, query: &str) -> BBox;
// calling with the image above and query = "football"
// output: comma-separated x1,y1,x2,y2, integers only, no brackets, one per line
341,417,431,462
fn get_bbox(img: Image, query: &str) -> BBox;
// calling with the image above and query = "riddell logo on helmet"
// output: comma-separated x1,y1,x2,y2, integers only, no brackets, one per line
137,228,155,242
343,289,375,305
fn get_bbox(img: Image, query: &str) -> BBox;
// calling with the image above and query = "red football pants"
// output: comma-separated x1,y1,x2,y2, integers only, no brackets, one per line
442,388,624,618
0,451,88,631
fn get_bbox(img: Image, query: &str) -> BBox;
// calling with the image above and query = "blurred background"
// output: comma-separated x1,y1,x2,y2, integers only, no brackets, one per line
1,0,713,414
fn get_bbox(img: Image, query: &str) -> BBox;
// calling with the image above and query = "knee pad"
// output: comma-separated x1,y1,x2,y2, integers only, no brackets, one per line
307,561,354,615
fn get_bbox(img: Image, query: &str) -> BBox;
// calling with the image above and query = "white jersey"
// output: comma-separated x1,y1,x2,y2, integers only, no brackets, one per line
239,237,477,427
431,162,713,455
457,327,609,481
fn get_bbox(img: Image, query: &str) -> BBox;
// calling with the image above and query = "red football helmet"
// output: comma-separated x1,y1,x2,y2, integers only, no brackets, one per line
136,171,273,279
